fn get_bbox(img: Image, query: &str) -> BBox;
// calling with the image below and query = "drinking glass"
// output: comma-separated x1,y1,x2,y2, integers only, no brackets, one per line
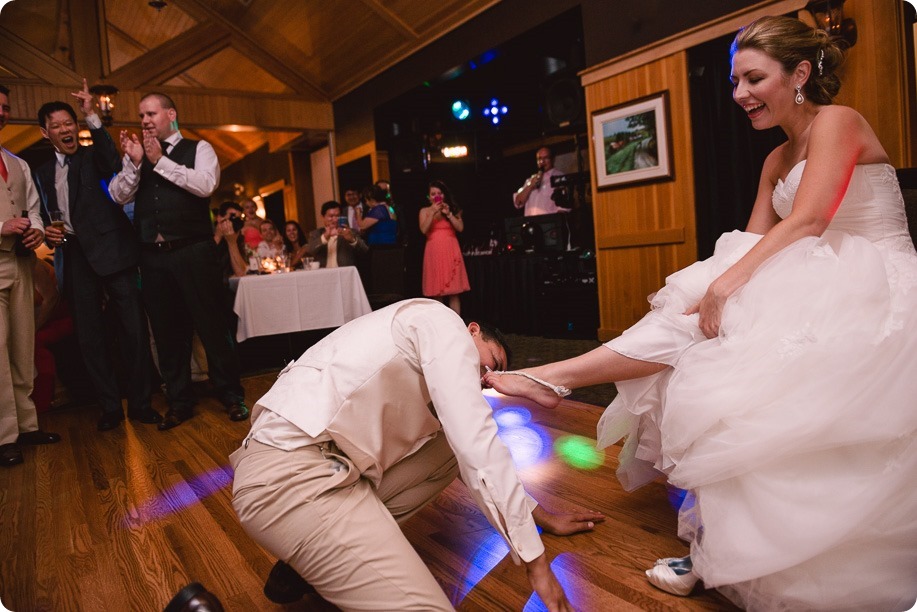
50,211,67,246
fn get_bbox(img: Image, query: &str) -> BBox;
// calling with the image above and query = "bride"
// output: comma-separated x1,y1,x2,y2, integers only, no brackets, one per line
484,15,917,612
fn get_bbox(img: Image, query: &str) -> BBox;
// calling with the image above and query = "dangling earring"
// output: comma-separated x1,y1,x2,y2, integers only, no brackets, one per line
795,84,804,105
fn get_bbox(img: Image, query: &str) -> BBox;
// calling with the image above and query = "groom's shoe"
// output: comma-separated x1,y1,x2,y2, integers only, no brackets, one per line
263,560,315,604
646,555,698,596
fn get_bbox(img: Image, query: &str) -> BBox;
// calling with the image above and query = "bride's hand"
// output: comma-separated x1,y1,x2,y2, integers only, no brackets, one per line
687,283,729,339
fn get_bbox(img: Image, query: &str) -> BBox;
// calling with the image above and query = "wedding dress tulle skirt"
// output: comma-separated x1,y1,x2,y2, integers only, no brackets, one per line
598,230,917,611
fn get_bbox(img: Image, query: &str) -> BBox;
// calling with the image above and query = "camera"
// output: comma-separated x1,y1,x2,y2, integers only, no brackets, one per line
230,216,245,232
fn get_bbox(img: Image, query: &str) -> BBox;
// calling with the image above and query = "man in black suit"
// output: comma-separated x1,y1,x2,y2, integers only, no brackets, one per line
308,201,368,268
108,92,248,430
36,80,160,431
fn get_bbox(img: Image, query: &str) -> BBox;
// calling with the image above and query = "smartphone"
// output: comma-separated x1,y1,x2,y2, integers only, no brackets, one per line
338,215,348,228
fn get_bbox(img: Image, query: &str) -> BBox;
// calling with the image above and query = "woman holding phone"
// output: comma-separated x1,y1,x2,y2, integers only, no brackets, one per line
419,180,469,314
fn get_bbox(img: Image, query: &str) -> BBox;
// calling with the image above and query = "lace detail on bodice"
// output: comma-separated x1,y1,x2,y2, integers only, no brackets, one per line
771,161,913,252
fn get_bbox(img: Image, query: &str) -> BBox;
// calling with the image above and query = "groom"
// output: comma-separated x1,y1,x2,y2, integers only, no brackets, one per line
230,298,603,610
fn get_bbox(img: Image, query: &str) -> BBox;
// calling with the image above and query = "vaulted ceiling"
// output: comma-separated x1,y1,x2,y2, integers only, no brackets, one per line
0,0,500,165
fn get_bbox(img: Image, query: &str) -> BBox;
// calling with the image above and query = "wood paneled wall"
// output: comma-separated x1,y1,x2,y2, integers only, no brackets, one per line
585,52,698,340
835,0,913,167
582,0,913,341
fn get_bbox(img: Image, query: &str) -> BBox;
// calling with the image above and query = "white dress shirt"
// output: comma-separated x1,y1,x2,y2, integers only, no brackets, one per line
513,167,571,216
108,130,220,204
245,298,544,564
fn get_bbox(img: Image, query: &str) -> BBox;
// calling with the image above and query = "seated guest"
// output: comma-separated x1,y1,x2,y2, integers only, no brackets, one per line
356,185,397,246
308,201,367,268
283,221,310,269
213,201,248,279
256,219,284,259
240,198,263,250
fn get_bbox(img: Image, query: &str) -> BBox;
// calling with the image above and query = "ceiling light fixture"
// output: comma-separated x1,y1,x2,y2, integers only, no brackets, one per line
148,0,167,10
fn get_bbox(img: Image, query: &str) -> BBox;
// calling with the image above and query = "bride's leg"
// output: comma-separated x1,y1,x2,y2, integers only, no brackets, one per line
483,346,667,407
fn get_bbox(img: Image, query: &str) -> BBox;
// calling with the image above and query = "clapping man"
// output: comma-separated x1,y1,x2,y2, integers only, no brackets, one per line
109,92,248,430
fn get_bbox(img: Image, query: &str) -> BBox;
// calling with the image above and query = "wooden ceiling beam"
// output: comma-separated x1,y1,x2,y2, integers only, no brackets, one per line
0,26,83,83
170,0,327,99
359,0,418,40
69,0,108,83
106,24,232,90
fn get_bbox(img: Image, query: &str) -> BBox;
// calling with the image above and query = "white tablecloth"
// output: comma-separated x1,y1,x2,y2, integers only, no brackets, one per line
232,267,372,342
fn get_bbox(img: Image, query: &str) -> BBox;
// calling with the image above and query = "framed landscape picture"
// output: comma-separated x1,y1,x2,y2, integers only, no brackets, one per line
591,91,673,189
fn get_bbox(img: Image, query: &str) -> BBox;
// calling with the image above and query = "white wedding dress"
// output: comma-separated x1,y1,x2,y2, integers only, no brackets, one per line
597,162,917,611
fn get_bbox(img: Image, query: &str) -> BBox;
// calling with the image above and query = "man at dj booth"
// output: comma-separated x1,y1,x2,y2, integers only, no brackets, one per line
512,146,572,217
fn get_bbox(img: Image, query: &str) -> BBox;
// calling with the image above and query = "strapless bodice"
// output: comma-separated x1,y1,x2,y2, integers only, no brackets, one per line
772,161,910,247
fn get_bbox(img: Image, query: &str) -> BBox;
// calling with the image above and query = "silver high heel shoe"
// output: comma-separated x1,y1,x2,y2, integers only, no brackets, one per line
645,555,698,596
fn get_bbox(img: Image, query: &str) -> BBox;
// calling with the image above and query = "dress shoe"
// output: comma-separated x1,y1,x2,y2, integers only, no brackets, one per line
163,582,224,612
158,410,192,431
97,411,125,432
0,443,24,467
224,400,250,422
263,560,315,604
646,555,699,596
128,408,163,425
17,430,61,445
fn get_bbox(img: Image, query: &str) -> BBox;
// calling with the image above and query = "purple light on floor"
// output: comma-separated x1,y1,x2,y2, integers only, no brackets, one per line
493,406,531,428
449,531,510,606
122,465,233,528
492,407,552,469
522,553,581,611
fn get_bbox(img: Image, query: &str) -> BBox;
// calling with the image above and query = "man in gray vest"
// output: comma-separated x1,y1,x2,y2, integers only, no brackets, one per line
109,92,248,430
0,83,60,466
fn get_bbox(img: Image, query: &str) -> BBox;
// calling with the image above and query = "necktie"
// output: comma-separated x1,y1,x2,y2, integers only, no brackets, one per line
0,153,8,182
160,140,170,156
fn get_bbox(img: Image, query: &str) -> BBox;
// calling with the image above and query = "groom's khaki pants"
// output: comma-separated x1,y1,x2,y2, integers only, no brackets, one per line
230,433,459,611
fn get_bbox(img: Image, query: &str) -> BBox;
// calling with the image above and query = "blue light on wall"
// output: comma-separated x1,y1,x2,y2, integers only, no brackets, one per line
451,100,471,121
482,98,509,125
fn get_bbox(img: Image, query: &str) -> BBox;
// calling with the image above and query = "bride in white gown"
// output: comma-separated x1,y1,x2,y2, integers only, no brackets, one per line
484,15,917,612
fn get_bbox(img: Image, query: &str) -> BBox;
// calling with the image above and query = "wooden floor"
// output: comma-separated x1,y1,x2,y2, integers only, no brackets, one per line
0,374,737,611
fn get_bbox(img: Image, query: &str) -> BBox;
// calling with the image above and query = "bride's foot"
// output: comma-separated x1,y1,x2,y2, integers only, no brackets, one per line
481,369,565,408
646,555,698,596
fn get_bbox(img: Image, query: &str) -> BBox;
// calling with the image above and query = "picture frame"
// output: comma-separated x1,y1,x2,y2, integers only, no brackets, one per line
591,91,673,189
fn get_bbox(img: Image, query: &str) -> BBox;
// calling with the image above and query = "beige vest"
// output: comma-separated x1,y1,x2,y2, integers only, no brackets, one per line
0,148,32,253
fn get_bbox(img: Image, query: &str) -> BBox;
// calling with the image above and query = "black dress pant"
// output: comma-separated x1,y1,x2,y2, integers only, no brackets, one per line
62,237,153,415
140,239,243,412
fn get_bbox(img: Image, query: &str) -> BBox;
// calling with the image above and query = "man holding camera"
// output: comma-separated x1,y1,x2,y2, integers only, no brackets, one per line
512,147,571,217
307,200,367,269
36,82,159,432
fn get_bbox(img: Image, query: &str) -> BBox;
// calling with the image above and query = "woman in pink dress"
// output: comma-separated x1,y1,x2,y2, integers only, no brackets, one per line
419,180,470,314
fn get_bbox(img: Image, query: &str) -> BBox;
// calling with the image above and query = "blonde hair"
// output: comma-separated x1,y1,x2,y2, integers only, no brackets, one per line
731,15,845,105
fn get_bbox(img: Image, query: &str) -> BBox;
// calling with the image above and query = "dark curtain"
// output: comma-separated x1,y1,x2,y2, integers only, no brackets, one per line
689,33,786,259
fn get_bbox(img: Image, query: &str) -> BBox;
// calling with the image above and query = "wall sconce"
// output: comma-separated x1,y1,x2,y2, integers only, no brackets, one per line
805,0,857,47
78,130,93,147
88,84,119,126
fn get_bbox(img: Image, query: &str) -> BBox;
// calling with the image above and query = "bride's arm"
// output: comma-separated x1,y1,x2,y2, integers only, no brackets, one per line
693,106,873,338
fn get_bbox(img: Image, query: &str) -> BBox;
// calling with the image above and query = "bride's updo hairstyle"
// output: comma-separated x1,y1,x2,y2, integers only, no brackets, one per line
731,15,846,105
